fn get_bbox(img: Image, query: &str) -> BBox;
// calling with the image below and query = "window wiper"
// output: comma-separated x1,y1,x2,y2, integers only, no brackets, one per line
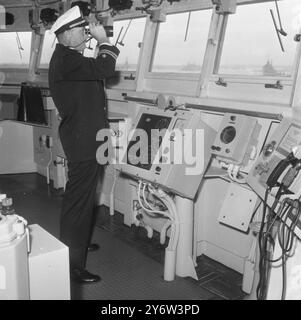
16,32,24,60
115,26,124,47
119,19,132,46
270,9,284,52
16,32,24,50
184,11,191,42
270,0,287,52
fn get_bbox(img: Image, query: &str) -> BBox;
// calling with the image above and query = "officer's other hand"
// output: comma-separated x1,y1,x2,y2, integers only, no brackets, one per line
89,22,109,44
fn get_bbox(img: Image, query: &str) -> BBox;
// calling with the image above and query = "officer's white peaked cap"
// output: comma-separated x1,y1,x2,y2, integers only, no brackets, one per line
50,6,88,35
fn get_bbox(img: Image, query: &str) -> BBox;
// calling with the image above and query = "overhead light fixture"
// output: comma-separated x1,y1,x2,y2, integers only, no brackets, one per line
108,0,133,12
5,12,15,26
40,8,59,27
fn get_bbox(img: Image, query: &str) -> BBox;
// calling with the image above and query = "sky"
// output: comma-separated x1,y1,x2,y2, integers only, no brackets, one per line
220,0,301,67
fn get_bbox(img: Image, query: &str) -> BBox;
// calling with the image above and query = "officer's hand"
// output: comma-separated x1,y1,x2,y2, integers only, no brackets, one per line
89,22,109,44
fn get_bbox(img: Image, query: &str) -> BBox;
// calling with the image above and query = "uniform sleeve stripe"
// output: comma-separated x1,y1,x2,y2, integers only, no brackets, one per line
98,44,120,55
98,49,118,60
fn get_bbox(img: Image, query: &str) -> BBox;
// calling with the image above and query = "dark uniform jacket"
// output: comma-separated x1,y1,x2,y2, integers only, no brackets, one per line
48,43,119,163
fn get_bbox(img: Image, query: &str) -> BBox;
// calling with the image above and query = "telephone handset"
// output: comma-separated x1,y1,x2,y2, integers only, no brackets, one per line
248,119,301,205
266,152,296,188
265,148,301,208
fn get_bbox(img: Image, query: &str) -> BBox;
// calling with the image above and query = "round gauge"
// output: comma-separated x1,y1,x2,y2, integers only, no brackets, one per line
220,126,236,144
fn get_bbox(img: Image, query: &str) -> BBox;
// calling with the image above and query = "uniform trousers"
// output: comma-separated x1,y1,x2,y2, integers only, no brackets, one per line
60,159,102,270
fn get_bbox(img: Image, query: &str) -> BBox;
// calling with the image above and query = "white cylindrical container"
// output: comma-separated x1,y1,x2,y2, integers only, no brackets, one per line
0,214,30,300
164,249,176,281
175,196,198,280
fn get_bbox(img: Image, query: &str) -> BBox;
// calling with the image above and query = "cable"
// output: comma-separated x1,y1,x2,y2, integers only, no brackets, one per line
142,183,156,211
277,201,301,300
256,188,272,300
257,194,301,300
141,183,180,255
151,187,179,252
137,181,173,220
224,163,247,184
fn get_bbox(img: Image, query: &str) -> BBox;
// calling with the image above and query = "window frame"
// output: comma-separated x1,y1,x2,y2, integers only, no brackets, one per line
102,15,148,91
145,6,214,80
148,9,212,78
135,2,215,96
213,1,300,81
205,0,301,106
0,30,33,68
38,29,58,70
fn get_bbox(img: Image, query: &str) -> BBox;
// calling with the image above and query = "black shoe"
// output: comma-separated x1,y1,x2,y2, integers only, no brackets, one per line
71,268,101,284
88,243,100,252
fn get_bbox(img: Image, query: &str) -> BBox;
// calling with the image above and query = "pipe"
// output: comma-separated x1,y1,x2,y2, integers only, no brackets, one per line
62,166,67,191
160,219,172,245
145,225,153,239
137,183,180,281
109,170,118,216
46,147,52,185
151,188,179,281
174,196,198,280
163,249,176,281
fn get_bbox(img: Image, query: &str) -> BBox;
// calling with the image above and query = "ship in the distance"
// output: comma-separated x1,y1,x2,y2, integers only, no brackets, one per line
262,59,284,76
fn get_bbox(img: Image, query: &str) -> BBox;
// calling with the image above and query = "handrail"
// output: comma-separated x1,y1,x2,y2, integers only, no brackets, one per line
123,94,283,121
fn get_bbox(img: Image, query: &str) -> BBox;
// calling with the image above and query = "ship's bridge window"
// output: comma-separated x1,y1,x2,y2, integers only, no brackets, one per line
40,30,57,68
112,17,146,71
150,9,211,74
0,32,31,68
216,0,299,78
83,17,146,71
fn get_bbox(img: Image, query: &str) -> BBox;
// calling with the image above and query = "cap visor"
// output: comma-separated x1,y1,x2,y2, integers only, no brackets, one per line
69,19,89,29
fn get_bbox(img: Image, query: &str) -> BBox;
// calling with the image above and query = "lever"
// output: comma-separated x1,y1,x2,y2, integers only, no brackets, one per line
266,152,296,188
215,77,227,87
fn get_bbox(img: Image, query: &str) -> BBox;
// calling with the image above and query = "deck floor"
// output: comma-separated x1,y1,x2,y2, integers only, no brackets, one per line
0,173,246,300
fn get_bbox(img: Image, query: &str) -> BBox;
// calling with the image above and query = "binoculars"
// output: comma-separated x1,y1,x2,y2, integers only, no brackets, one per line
84,25,113,38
